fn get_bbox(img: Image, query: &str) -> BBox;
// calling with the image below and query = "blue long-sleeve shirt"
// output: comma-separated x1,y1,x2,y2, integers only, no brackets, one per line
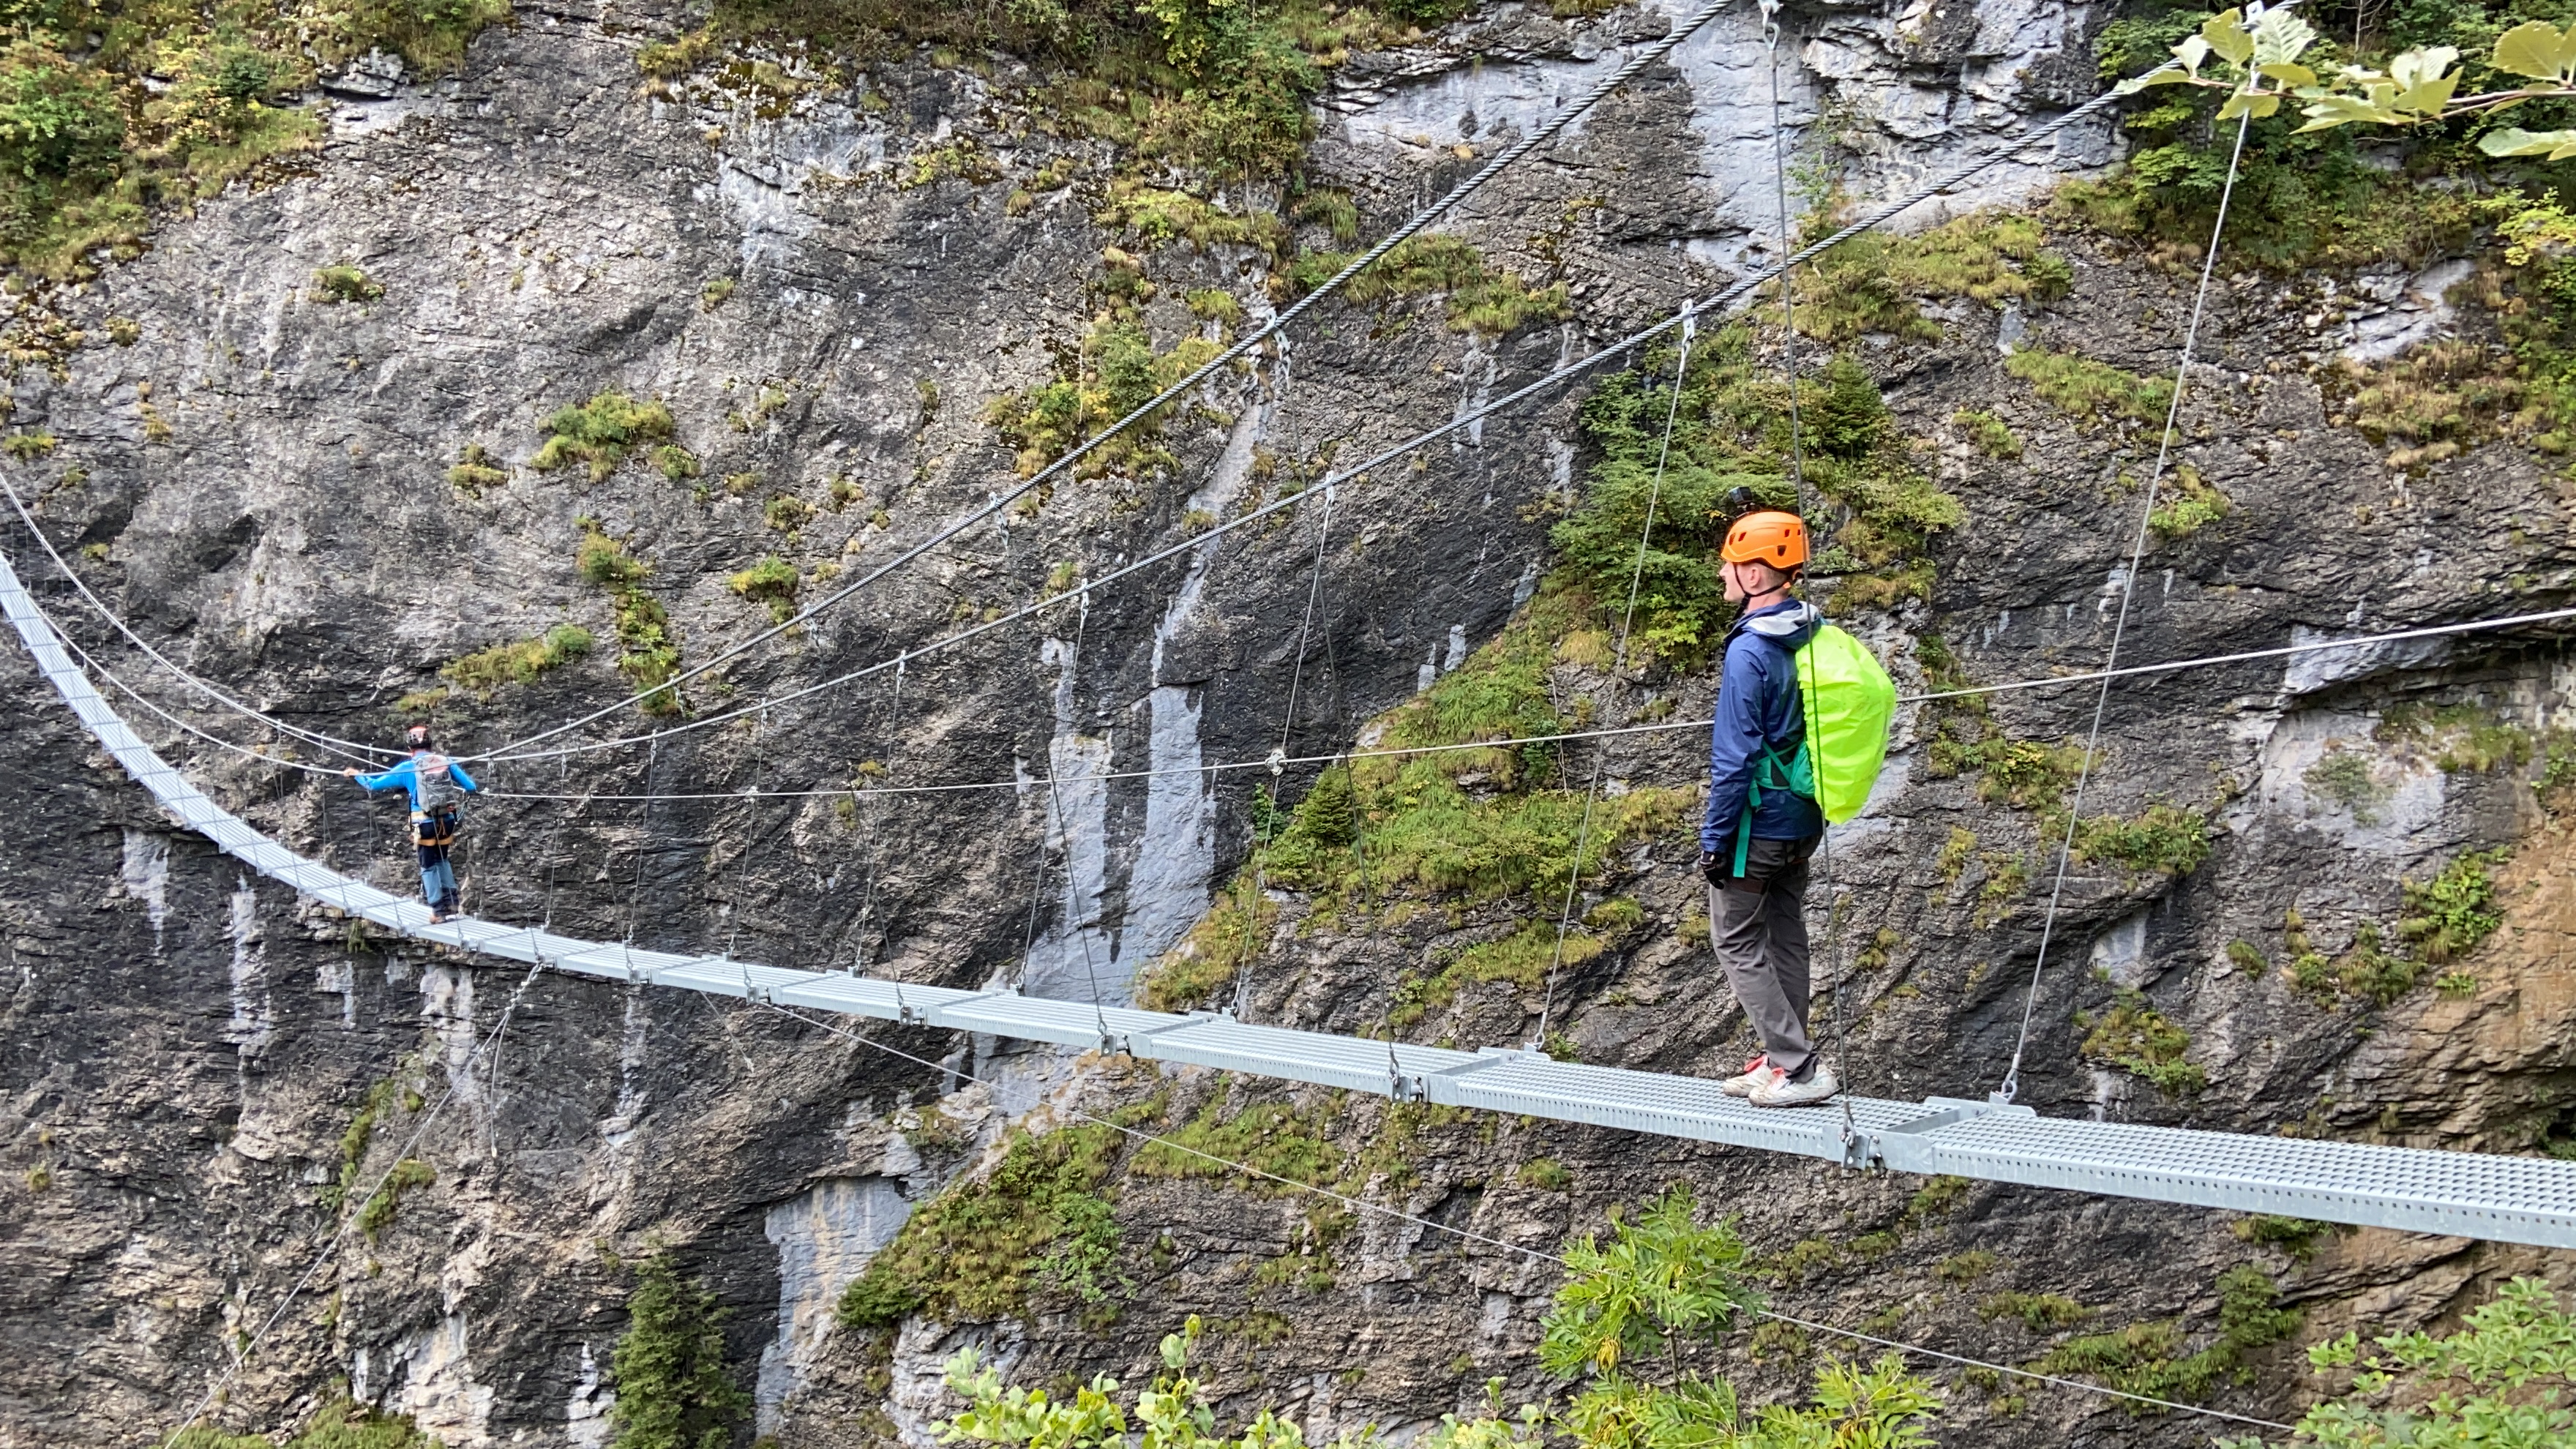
355,751,479,815
1701,599,1826,853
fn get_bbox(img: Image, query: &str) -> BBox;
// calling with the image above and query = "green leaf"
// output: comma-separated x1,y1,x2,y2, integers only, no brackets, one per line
2477,125,2576,157
2115,61,2198,94
2393,71,2462,119
2202,10,2254,67
2249,7,2317,68
2297,92,2408,131
2217,87,2282,120
2171,33,2212,77
2491,20,2576,83
2389,45,2459,94
2258,61,2317,86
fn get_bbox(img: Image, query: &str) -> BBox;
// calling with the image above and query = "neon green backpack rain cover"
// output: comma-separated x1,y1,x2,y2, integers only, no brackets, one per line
1791,623,1895,823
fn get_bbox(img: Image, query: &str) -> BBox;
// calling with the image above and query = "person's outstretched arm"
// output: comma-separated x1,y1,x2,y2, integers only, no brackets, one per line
350,758,413,793
447,759,480,793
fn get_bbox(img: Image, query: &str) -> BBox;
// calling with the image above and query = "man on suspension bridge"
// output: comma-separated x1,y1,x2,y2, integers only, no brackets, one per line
345,724,481,923
1701,509,1892,1109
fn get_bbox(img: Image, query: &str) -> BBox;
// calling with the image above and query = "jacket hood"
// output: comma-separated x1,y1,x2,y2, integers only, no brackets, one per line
1734,599,1823,646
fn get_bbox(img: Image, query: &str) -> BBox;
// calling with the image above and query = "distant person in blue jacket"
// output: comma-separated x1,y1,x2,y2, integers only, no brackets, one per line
1699,509,1837,1109
346,724,479,922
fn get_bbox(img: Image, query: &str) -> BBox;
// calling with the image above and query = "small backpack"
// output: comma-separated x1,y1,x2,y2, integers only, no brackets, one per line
1730,621,1896,873
413,752,464,815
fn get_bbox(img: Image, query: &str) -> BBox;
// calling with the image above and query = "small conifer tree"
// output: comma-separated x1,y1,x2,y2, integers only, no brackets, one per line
610,1251,749,1449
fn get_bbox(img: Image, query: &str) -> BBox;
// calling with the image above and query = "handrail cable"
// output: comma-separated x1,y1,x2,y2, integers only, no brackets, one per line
160,959,549,1445
457,85,2130,770
50,577,2575,800
1,83,2127,782
0,472,394,763
469,0,1751,762
744,994,2299,1433
1993,102,2257,1105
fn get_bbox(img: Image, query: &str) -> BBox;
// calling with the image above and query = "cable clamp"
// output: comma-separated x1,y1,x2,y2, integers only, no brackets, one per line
1265,748,1285,777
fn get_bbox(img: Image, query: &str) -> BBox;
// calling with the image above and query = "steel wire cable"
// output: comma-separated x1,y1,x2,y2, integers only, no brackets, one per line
464,85,2130,771
158,958,550,1446
1531,310,1696,1050
42,578,2576,811
471,0,1751,762
737,994,2297,1434
8,82,2129,780
0,477,397,763
1757,7,1853,1137
1993,102,2257,1107
1231,476,1341,1020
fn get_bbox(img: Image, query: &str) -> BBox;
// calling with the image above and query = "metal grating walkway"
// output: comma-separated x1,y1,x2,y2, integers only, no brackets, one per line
8,557,2575,1251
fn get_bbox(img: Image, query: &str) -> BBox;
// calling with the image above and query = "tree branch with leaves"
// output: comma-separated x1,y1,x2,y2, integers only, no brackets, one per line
2116,1,2576,160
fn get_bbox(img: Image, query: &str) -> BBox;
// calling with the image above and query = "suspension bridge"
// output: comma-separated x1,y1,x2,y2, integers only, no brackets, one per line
12,551,2574,1252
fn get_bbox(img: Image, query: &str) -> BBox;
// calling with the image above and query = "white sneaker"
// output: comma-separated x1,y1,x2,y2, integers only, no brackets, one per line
1750,1061,1841,1108
1721,1054,1772,1098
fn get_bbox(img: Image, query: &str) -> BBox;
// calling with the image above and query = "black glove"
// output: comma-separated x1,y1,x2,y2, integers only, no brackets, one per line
1699,850,1725,886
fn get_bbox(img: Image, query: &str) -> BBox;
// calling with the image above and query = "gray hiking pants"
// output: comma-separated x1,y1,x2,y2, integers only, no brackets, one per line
1708,835,1819,1077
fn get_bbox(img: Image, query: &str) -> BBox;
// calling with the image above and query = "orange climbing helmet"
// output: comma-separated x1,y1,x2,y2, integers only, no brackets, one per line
1720,509,1808,569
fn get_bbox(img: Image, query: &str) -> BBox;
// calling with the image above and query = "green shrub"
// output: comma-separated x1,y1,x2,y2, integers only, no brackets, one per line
2146,462,2231,540
727,555,799,622
1936,1249,2000,1283
2304,749,2385,823
354,1158,433,1239
2078,989,2205,1096
1519,1157,1570,1191
2236,1278,2572,1449
2070,803,2212,877
1980,1291,2094,1331
2226,939,2270,976
652,445,700,482
531,392,678,482
1289,232,1569,336
2397,850,2505,964
2004,346,2174,426
312,263,383,304
610,1251,749,1449
0,42,126,184
446,443,507,496
1953,408,2022,458
2231,1214,2332,1263
438,624,593,694
574,524,680,714
838,1123,1126,1326
1795,211,2072,343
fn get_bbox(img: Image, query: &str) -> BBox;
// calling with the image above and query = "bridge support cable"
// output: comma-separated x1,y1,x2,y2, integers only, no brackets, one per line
0,473,397,763
14,549,2576,1256
472,0,1754,762
467,88,2133,771
1994,104,2258,1106
1533,310,1696,1052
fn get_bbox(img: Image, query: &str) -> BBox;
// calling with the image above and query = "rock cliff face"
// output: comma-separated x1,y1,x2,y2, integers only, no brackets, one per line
2,1,2573,1446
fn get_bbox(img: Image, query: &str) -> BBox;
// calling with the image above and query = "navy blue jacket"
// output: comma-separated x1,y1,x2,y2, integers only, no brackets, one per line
1700,599,1826,853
